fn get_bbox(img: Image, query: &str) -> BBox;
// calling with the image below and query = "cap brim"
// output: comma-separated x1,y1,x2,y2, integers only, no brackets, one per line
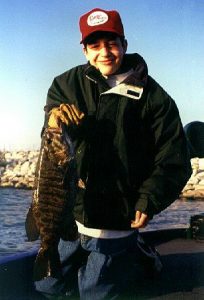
80,29,123,44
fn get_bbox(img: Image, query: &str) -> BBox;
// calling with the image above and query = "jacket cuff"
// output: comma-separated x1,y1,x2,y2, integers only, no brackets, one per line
135,195,155,219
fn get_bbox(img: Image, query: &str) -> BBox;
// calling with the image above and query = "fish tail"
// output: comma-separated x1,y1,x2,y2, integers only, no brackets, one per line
33,246,62,281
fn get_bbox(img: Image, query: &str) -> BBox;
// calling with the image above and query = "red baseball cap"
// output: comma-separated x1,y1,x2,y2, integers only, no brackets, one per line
79,8,124,44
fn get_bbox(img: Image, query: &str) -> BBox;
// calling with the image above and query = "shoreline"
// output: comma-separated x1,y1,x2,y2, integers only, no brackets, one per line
0,150,204,199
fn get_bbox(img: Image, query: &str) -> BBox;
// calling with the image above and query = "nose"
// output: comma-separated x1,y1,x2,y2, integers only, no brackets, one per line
100,45,110,56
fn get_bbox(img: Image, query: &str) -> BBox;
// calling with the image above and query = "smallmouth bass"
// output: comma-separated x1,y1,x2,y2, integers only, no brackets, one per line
25,124,78,281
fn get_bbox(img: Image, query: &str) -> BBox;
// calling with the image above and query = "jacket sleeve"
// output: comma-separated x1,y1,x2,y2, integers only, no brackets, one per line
42,76,71,131
135,82,192,218
42,66,87,133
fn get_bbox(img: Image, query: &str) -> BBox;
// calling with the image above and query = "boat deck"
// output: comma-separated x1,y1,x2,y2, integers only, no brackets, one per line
132,230,204,299
0,229,204,299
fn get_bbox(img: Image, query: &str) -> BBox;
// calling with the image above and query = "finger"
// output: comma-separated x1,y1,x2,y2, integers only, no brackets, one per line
135,210,141,223
68,104,84,124
131,212,149,229
71,104,84,120
60,104,76,124
61,104,84,125
130,211,141,228
131,220,142,229
139,214,149,228
67,105,80,124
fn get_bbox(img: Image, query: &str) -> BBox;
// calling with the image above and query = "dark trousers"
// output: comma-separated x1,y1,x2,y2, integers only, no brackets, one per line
35,231,162,300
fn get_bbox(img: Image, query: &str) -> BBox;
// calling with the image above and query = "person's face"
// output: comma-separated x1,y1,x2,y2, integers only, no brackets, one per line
83,34,127,76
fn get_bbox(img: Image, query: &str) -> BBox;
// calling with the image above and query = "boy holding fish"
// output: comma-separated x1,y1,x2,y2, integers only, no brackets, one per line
31,7,191,300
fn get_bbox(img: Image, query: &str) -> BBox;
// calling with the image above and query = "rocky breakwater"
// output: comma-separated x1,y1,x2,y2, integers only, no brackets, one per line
181,158,204,199
0,150,39,189
0,150,204,197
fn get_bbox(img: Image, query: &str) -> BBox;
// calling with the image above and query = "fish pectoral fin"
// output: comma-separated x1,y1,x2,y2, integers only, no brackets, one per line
25,207,39,241
33,246,62,281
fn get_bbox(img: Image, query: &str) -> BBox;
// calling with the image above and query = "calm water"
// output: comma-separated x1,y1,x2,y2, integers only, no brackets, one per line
0,188,204,257
0,188,39,257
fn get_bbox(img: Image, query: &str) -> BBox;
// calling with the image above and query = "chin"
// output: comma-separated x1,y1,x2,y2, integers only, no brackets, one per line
100,68,115,76
97,65,115,76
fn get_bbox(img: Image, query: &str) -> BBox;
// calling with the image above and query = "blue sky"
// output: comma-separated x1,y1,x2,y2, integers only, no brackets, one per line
0,0,204,150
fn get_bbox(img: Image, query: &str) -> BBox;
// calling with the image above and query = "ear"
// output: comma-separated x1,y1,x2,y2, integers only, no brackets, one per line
83,47,88,59
123,39,128,54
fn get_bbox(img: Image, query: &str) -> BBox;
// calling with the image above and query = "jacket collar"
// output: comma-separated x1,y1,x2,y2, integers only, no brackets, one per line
101,82,144,100
84,53,148,100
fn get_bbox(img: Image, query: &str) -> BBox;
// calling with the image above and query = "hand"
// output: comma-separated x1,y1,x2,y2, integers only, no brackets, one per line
48,104,84,129
131,211,149,229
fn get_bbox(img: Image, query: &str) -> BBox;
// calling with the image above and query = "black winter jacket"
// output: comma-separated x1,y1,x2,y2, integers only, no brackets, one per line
43,53,191,230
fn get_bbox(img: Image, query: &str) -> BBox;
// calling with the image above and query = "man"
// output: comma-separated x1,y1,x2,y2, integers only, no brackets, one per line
35,8,191,300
